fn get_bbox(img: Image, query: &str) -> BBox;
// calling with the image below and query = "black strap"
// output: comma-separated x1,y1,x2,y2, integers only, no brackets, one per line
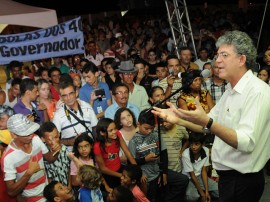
64,104,94,140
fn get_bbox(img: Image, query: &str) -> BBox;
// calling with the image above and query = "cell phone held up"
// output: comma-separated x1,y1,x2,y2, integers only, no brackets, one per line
95,89,105,98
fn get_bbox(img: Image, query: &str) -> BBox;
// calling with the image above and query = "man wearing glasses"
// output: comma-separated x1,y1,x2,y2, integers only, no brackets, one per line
53,82,98,151
104,82,140,121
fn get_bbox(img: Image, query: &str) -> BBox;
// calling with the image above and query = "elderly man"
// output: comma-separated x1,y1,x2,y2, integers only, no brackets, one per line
104,82,140,120
1,114,60,201
153,30,270,202
116,60,150,111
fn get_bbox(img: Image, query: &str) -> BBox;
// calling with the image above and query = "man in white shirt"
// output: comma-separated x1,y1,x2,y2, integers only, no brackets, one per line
152,30,270,202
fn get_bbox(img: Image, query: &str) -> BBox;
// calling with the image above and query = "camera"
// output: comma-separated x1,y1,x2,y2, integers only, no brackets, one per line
95,89,105,97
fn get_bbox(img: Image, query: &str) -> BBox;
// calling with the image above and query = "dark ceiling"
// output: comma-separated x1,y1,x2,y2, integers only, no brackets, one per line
13,0,266,17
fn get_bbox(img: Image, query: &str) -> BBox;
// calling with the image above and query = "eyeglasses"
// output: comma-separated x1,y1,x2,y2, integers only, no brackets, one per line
115,91,129,96
216,52,242,59
60,91,76,99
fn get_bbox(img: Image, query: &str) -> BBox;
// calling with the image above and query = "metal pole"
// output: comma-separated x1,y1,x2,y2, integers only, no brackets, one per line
257,0,269,50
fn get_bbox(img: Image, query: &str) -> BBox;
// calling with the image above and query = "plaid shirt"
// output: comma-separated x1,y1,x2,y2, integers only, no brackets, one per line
202,78,228,104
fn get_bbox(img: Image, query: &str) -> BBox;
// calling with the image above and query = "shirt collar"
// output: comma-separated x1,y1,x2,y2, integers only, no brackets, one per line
228,70,253,94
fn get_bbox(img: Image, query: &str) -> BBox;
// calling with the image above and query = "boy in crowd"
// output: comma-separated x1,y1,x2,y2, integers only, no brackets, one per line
128,109,188,202
43,181,73,202
39,121,71,188
181,132,219,202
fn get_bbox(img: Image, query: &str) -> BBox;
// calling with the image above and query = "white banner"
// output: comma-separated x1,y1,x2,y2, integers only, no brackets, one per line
0,17,85,64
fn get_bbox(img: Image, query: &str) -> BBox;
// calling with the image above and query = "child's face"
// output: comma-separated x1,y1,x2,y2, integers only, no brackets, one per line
107,122,117,140
190,141,203,155
42,128,60,150
107,188,119,202
150,88,165,104
78,140,92,158
120,170,133,187
41,71,49,81
120,110,134,128
54,182,73,201
138,123,155,136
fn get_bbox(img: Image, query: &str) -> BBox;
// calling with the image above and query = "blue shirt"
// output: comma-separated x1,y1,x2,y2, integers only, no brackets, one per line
79,82,111,115
79,187,104,202
104,102,140,121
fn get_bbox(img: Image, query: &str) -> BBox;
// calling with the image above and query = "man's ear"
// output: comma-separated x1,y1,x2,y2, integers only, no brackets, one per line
54,196,61,202
95,71,100,77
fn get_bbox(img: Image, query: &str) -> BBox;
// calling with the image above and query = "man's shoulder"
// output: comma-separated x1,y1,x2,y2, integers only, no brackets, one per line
190,62,199,69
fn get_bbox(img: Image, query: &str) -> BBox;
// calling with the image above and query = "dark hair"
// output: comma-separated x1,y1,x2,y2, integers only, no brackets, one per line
11,78,22,87
48,67,61,78
134,58,147,66
182,69,202,94
111,83,129,95
258,65,270,83
105,58,119,70
59,74,73,85
189,132,206,163
203,62,212,70
110,37,118,46
156,61,167,69
37,67,48,77
8,60,23,70
73,133,94,158
81,61,98,74
114,108,137,130
148,86,164,105
43,181,58,202
113,186,134,202
166,54,179,66
138,109,155,126
20,78,37,95
96,118,119,153
59,81,76,92
39,121,57,137
124,164,142,185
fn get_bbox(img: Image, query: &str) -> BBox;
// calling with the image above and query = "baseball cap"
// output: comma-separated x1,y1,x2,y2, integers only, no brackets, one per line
0,130,12,145
7,114,40,136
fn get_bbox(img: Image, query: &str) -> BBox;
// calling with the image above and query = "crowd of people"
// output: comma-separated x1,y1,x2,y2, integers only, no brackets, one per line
0,6,270,202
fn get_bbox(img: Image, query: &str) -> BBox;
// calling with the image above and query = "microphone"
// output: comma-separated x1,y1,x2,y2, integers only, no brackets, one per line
177,69,211,79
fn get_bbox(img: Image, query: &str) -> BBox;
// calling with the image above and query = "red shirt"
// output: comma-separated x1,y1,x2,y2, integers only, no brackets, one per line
93,133,122,171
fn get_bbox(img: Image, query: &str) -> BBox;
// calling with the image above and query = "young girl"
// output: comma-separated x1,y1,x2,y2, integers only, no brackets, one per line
120,164,149,202
257,65,270,84
77,165,104,202
114,108,138,165
93,118,137,188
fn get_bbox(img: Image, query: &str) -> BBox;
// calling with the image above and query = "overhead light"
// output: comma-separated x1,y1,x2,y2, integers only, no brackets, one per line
121,10,128,17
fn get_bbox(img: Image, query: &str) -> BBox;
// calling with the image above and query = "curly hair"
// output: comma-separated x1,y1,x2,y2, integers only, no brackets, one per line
78,165,102,190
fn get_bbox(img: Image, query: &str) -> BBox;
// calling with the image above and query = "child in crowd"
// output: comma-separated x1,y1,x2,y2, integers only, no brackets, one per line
128,109,168,202
148,85,188,172
181,132,219,202
121,164,149,202
129,109,188,202
107,186,134,202
77,165,104,202
39,122,70,187
93,118,136,188
114,107,138,165
69,134,108,201
43,181,73,202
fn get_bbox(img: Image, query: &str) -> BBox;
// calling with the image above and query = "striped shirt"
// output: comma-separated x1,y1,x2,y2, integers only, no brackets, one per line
1,135,48,202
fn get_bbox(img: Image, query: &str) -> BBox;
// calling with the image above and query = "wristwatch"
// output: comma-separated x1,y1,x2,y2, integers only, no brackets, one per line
202,118,213,133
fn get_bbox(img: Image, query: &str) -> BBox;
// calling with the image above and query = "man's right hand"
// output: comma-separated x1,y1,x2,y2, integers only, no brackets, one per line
26,156,43,175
